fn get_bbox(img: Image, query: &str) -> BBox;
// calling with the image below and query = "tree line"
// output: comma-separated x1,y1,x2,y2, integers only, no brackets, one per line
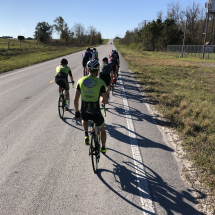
34,16,103,46
120,1,210,50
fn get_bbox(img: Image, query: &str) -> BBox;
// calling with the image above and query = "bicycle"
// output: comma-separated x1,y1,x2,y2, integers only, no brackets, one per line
89,106,106,174
58,81,74,119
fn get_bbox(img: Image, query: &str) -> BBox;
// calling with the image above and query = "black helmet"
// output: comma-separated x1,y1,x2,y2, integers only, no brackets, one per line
102,57,108,62
86,47,90,51
93,48,96,51
87,60,100,70
61,58,68,65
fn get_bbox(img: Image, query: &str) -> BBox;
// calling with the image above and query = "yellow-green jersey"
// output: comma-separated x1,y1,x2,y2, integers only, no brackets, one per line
56,65,72,79
76,75,106,115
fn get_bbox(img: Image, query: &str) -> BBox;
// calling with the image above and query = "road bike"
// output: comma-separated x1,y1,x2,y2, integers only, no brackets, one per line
89,106,106,174
58,82,74,119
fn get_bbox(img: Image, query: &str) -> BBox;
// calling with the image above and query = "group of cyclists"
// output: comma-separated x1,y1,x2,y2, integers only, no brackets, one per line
55,47,120,154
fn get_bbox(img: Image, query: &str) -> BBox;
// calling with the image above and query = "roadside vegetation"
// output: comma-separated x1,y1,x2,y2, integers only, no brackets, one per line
114,40,215,193
0,38,108,73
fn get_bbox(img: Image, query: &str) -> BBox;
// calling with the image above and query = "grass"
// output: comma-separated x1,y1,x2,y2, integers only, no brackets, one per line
102,39,109,44
114,40,215,191
0,39,109,73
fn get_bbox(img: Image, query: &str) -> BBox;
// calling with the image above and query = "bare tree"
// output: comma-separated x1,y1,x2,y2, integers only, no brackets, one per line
167,1,182,25
157,11,164,22
73,23,85,45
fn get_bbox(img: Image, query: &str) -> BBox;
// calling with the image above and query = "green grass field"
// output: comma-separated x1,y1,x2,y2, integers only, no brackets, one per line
114,40,215,193
0,38,109,73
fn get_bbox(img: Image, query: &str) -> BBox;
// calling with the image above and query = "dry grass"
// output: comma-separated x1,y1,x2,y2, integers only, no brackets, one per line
115,42,215,191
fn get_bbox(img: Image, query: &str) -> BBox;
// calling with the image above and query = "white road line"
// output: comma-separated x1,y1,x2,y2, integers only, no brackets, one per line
119,70,155,214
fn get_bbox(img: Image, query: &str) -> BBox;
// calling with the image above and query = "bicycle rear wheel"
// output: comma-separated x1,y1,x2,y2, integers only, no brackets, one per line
58,95,65,118
90,136,99,174
111,84,114,95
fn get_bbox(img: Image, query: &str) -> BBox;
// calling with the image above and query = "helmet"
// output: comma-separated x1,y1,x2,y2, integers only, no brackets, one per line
61,58,68,65
93,48,96,51
112,50,116,53
87,60,100,70
102,57,108,62
86,47,90,51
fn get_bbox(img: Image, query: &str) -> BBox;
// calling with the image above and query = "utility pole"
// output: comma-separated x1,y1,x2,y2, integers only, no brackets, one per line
203,12,210,58
181,21,187,57
142,20,149,27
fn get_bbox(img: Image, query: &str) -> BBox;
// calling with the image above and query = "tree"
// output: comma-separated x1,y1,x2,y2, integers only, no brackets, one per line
53,16,73,45
73,23,85,45
34,22,53,43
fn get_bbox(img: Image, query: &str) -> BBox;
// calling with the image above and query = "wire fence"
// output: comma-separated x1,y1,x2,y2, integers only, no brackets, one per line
0,41,45,49
0,41,95,50
167,45,215,59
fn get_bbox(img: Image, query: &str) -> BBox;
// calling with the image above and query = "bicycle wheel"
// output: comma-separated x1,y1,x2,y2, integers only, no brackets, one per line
90,135,99,174
111,84,114,95
58,95,65,118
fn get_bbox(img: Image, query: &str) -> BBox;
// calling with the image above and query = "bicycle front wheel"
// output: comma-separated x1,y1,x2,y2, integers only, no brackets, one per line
58,95,65,119
90,136,98,174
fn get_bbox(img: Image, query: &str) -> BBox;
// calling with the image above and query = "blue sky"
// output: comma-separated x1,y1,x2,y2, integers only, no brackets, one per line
0,0,207,39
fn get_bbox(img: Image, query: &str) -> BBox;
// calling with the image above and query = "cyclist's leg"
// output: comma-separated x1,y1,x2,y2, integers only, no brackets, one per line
82,120,89,133
81,113,90,145
59,86,62,95
65,81,70,107
98,124,106,148
94,114,106,149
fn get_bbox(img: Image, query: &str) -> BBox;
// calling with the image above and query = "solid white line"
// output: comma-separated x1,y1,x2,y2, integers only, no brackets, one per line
119,70,155,214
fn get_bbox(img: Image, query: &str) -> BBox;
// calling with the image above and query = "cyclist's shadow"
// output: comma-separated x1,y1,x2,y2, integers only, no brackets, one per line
61,109,82,130
97,149,202,215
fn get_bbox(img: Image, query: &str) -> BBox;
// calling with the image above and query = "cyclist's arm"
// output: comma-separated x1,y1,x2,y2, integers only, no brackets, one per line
74,90,81,113
99,85,108,104
68,70,74,82
101,92,108,104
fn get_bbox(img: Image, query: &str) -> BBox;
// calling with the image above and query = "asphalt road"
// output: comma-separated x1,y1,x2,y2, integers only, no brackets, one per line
0,40,201,215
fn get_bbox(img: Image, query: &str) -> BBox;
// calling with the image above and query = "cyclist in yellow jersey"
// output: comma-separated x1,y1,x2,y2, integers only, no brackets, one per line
55,58,74,109
74,60,108,153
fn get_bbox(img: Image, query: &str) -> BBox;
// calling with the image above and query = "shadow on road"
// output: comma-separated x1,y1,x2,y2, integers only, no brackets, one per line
105,123,173,152
61,109,83,130
97,149,202,215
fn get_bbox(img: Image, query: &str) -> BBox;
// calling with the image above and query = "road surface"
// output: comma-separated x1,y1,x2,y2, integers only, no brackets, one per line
0,40,201,215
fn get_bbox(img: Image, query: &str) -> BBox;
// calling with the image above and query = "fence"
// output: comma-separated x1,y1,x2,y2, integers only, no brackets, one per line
0,41,96,50
0,41,44,49
167,45,215,59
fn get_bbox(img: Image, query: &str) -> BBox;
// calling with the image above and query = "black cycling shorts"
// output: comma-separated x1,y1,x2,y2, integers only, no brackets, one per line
81,113,104,128
55,76,69,91
99,73,111,87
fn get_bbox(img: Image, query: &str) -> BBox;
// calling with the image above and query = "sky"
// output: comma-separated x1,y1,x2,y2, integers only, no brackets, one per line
0,0,208,39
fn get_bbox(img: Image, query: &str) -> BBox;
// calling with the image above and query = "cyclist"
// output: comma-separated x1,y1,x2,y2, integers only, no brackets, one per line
82,47,92,76
74,60,108,153
112,50,120,76
108,53,117,84
93,48,98,60
55,58,74,109
99,57,112,96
